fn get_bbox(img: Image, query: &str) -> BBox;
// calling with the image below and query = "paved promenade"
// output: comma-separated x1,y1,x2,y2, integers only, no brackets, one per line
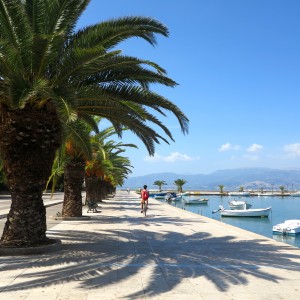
1,191,300,299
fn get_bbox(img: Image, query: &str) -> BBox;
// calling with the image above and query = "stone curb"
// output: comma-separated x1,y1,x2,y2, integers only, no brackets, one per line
0,239,62,256
49,215,91,221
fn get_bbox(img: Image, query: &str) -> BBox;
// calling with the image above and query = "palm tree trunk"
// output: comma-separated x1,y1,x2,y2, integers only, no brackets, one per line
0,105,61,247
85,175,102,202
62,159,85,217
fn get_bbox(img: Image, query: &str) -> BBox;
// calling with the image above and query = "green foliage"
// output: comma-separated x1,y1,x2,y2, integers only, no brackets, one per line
174,179,187,192
153,180,167,191
279,186,285,194
218,185,224,193
0,2,189,156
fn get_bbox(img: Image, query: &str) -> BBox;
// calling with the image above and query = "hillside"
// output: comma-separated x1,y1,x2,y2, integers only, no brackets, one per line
122,168,300,191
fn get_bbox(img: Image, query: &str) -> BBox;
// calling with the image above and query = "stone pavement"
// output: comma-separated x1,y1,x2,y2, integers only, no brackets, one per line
0,191,300,299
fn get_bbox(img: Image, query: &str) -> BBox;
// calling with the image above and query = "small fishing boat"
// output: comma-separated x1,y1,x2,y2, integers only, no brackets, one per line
228,192,251,197
228,200,252,210
217,205,271,217
164,193,178,201
290,191,300,197
272,220,300,235
184,198,209,204
261,192,275,196
177,192,190,196
151,192,167,199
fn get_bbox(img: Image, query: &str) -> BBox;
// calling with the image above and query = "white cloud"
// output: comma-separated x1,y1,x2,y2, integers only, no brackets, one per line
247,143,263,152
144,152,198,163
218,143,240,152
284,143,300,156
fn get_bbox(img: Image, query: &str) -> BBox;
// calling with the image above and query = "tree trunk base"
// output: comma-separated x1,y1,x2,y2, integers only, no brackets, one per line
49,215,91,221
0,239,61,256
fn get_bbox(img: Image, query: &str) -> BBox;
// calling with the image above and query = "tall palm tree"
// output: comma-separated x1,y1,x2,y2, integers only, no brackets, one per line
61,120,96,217
46,117,97,215
279,186,285,195
153,180,167,191
218,185,224,194
174,179,187,193
85,127,136,204
0,1,188,247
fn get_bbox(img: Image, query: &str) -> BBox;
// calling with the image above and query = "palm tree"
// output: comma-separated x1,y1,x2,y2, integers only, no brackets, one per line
0,1,188,247
46,118,96,217
85,128,136,204
174,179,187,193
48,121,135,216
279,186,285,195
218,185,224,194
153,180,167,191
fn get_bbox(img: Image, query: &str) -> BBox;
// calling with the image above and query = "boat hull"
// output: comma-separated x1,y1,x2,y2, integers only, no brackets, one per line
272,220,300,235
220,207,271,217
184,198,209,204
228,192,251,197
291,192,300,197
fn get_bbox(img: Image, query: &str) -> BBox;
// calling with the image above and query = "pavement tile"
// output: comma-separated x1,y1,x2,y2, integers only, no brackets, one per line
1,191,300,300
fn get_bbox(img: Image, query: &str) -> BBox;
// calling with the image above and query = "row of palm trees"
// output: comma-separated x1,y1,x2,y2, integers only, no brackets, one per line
153,179,187,192
152,182,292,195
0,1,189,248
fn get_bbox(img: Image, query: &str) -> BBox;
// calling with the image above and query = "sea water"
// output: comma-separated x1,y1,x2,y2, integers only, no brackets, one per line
162,195,300,249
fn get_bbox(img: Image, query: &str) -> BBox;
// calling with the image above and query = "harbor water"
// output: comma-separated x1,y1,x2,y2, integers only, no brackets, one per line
158,195,300,248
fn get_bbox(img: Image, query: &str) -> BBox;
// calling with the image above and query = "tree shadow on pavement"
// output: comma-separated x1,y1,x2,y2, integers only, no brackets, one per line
1,212,300,299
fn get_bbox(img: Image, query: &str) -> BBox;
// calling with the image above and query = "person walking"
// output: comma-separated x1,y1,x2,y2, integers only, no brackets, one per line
140,185,149,213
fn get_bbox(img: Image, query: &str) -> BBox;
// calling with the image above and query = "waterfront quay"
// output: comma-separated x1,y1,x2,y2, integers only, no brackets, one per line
147,190,296,196
1,191,300,299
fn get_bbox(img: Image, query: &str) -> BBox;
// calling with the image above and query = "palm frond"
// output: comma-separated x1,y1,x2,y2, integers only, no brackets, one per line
70,16,169,50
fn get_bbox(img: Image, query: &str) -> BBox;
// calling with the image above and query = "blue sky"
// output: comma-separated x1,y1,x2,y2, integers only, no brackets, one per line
78,0,300,176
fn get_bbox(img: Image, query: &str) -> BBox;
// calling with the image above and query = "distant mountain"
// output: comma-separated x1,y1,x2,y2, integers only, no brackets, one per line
122,168,300,191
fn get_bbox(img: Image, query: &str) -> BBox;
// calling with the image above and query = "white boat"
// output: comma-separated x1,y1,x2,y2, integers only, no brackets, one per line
261,192,275,196
164,193,173,201
177,192,190,196
218,205,271,217
172,195,183,201
165,193,181,202
273,220,300,235
184,198,209,204
228,200,252,210
290,191,300,197
228,192,251,197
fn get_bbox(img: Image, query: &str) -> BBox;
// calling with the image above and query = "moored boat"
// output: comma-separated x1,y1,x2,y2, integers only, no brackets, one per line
150,192,168,198
290,191,300,197
273,220,300,235
261,192,275,196
164,193,178,201
218,205,271,217
228,200,252,210
184,198,209,204
178,192,190,196
228,192,251,197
